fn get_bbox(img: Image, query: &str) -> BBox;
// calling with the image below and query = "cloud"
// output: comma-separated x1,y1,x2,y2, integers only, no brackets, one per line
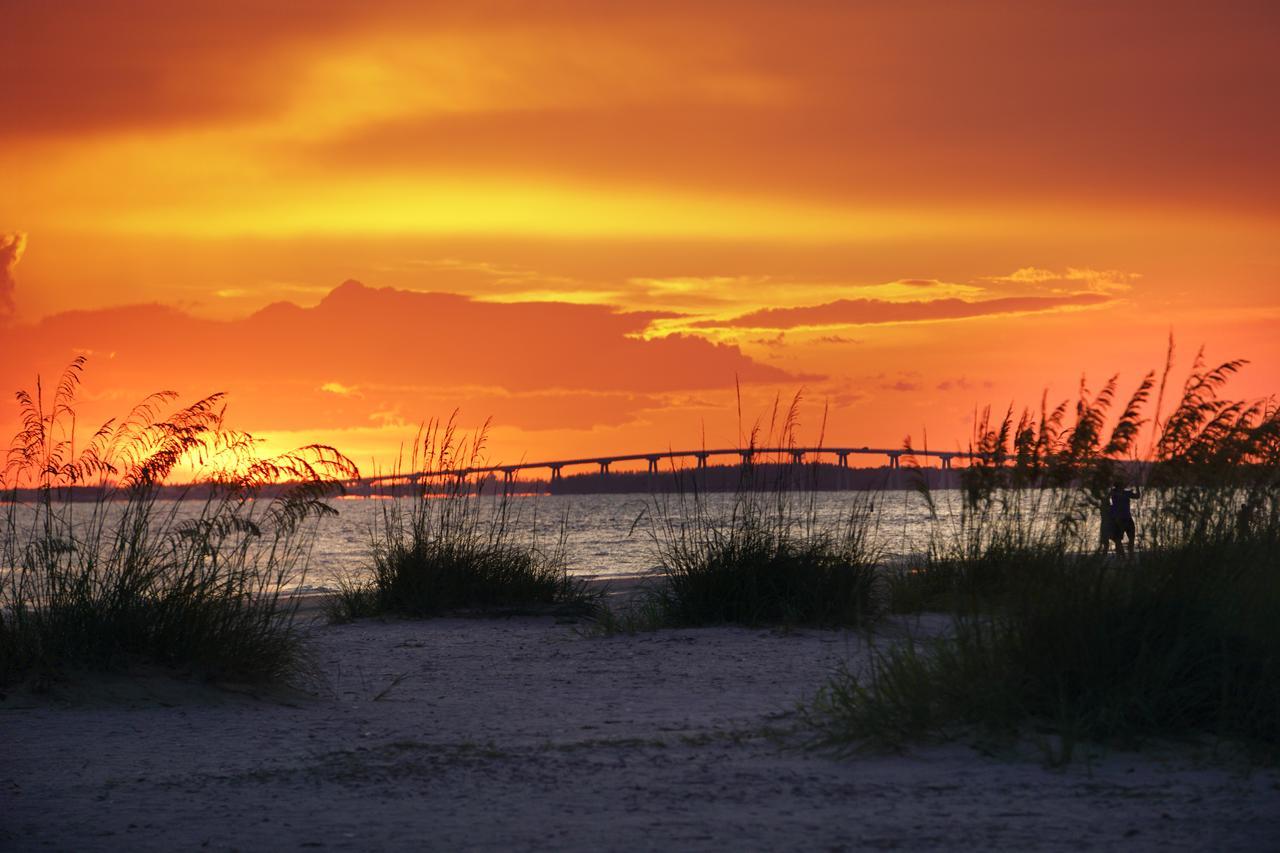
5,2,1278,224
0,280,804,433
748,332,787,348
699,293,1113,331
935,375,996,393
0,232,26,318
985,267,1140,294
935,375,993,392
869,371,921,394
403,258,587,294
830,390,868,407
320,381,359,397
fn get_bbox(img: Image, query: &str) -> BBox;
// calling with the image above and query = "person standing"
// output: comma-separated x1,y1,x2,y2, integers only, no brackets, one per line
1099,492,1119,553
1109,481,1141,556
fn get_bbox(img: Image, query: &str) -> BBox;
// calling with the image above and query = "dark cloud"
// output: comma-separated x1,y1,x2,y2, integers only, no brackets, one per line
748,332,787,348
0,233,25,318
0,1,473,137
699,293,1112,330
5,3,1277,209
936,376,973,392
871,371,921,394
830,391,867,407
0,280,804,432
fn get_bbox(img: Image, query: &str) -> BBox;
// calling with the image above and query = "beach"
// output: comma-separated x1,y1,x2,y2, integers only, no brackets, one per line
7,1,1280,848
4,605,1278,852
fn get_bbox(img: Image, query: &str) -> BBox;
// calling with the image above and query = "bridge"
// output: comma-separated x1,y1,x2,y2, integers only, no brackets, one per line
363,446,981,487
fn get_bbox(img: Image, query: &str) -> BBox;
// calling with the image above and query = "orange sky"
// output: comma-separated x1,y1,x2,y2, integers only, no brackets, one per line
2,2,1278,475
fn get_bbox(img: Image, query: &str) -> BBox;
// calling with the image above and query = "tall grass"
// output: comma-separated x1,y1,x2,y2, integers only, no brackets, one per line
0,358,357,685
643,392,882,628
811,343,1280,757
339,417,586,619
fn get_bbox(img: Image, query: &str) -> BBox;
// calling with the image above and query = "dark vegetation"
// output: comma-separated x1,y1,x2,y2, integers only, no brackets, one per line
599,393,883,630
809,343,1280,759
0,358,357,686
328,418,589,622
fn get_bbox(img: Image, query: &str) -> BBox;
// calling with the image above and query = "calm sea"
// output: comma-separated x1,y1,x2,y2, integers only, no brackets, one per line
294,490,958,591
6,489,1097,593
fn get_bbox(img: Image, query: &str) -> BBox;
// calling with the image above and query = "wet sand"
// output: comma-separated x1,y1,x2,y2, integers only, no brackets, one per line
3,606,1278,851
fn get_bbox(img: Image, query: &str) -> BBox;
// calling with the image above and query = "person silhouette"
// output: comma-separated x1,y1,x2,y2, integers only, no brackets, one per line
1109,481,1141,556
1099,492,1119,553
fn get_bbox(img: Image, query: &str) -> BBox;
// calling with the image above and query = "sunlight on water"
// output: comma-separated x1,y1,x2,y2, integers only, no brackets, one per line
297,490,963,591
3,488,1102,594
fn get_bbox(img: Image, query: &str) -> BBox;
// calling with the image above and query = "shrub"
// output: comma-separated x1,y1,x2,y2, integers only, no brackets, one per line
646,393,882,627
808,343,1280,758
0,358,356,685
813,539,1280,758
356,417,588,617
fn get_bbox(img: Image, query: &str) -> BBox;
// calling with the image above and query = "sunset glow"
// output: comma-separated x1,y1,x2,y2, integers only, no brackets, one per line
3,2,1277,473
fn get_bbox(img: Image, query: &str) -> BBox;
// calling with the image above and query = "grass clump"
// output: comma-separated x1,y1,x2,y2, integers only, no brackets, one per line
815,543,1280,759
809,343,1280,759
0,358,357,686
581,594,667,636
323,575,384,624
352,418,588,617
645,394,882,628
653,505,879,627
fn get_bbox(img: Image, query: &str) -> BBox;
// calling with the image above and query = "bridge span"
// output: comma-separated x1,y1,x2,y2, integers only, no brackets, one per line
364,446,980,486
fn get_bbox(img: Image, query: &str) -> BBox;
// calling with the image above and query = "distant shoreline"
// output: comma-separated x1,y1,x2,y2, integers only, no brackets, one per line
1,462,961,501
10,458,1235,502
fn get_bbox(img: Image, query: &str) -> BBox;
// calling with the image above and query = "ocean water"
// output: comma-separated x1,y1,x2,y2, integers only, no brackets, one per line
294,490,960,591
3,488,1096,593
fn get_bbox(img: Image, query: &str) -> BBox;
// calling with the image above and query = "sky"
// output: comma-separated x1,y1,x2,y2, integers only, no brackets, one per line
2,1,1278,476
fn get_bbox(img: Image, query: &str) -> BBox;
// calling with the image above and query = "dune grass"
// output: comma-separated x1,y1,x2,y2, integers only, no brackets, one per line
808,343,1280,759
814,539,1280,761
0,358,357,686
334,417,589,620
648,493,880,628
632,393,882,629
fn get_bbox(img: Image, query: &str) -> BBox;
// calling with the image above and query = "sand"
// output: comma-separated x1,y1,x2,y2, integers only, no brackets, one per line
3,609,1278,852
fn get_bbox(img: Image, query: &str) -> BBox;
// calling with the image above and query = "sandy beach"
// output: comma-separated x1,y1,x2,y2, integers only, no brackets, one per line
4,603,1278,852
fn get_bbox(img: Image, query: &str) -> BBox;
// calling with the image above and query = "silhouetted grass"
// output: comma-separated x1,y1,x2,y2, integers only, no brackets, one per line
814,539,1280,760
323,576,383,624
352,418,589,617
809,342,1280,759
643,393,882,628
583,594,667,636
0,358,357,686
652,509,880,627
